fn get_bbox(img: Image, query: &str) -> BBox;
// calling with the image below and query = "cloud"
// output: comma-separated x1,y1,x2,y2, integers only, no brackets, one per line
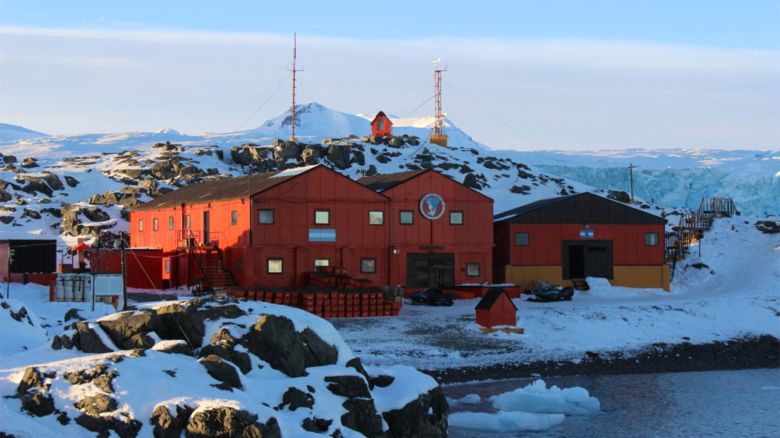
0,25,778,149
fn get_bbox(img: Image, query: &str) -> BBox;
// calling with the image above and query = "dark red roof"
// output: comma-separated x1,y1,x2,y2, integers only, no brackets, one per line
475,287,517,311
357,169,430,192
370,111,392,125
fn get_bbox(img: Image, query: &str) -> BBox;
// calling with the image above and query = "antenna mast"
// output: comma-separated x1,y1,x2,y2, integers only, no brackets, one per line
289,33,303,142
430,59,448,147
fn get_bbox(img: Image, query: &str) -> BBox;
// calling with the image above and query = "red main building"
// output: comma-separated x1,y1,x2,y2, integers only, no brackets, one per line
130,165,493,290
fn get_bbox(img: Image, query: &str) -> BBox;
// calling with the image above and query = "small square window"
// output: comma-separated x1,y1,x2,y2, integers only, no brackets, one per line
314,259,329,272
184,215,191,229
400,211,414,225
267,258,283,274
152,218,159,231
231,211,238,225
361,258,376,273
314,210,330,225
466,263,480,277
369,211,384,225
645,232,659,246
259,209,274,224
515,232,529,246
450,211,464,225
138,219,144,232
168,216,174,230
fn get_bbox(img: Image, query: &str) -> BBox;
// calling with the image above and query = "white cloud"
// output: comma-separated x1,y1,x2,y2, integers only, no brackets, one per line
0,25,778,149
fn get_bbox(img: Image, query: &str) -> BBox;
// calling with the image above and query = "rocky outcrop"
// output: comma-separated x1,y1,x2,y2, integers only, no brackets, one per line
17,172,63,197
97,311,159,350
199,355,243,390
185,407,280,438
73,322,114,353
608,190,631,203
382,387,449,438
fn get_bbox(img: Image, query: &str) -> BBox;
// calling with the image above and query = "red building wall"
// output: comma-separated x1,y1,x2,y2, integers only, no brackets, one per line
371,113,392,137
498,223,665,266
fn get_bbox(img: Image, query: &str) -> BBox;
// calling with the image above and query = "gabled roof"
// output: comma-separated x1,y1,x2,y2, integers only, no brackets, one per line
370,111,392,125
475,287,517,311
133,165,320,211
357,169,429,192
493,192,666,225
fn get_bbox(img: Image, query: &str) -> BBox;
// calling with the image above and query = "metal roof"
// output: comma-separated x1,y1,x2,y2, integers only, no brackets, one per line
133,165,319,210
357,169,429,192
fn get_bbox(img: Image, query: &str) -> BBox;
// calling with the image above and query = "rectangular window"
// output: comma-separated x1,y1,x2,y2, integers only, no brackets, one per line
184,215,191,229
230,210,238,225
314,209,330,225
314,259,329,272
450,211,464,225
361,258,376,273
258,209,274,224
466,263,480,277
645,232,659,246
168,216,174,230
152,217,159,231
164,259,171,273
309,229,337,242
267,258,283,274
138,219,144,232
515,232,529,246
400,210,414,225
369,211,384,225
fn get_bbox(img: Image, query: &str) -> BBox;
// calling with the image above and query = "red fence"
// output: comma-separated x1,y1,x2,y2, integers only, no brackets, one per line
226,288,402,319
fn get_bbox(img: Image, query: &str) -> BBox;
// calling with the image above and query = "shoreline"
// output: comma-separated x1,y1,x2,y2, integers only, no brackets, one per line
424,335,780,384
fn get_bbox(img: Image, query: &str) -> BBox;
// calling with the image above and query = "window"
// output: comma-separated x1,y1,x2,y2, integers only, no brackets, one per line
645,232,659,246
400,210,414,225
267,258,283,274
449,211,464,225
369,211,384,225
314,259,329,272
515,232,529,246
361,258,376,273
184,215,191,229
259,209,274,224
466,263,480,277
309,229,336,242
377,119,384,130
164,259,171,273
314,209,330,225
152,218,159,231
168,216,174,230
230,210,238,225
138,219,144,232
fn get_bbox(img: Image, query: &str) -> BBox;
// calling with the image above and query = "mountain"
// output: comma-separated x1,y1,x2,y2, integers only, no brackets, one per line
0,123,49,143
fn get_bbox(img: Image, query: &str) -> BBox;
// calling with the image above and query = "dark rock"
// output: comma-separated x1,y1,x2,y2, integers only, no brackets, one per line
510,185,531,195
345,357,371,384
21,391,55,416
280,387,314,411
97,310,160,350
155,340,193,356
64,308,83,322
81,207,111,222
341,399,383,437
199,355,243,390
64,175,79,187
155,303,205,347
185,406,276,438
57,411,70,425
21,208,41,219
51,335,63,350
20,157,38,168
197,304,245,321
198,344,251,374
756,220,780,234
75,394,117,416
61,334,74,349
324,375,371,399
462,173,481,190
301,145,323,165
301,417,332,433
74,321,113,353
113,416,143,438
74,413,114,435
151,404,193,438
2,154,18,164
370,375,395,388
607,190,632,203
327,145,352,170
383,387,449,438
210,327,238,348
301,328,339,368
0,189,10,203
16,367,47,396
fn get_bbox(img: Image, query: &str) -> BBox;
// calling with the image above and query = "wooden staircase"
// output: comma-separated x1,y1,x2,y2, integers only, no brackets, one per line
572,278,590,291
198,249,236,291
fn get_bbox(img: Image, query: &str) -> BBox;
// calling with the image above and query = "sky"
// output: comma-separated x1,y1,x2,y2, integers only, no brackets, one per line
0,0,778,150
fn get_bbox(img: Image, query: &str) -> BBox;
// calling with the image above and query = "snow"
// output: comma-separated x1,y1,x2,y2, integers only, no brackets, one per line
449,410,565,432
269,164,318,178
0,123,49,143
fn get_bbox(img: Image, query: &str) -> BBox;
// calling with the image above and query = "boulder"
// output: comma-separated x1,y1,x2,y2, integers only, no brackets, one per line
20,157,38,168
341,398,383,437
73,322,113,353
382,387,449,438
81,207,110,222
97,310,160,349
199,355,243,390
198,344,251,374
2,154,18,164
280,387,315,411
327,145,352,170
301,145,322,165
21,391,55,417
0,189,11,202
273,141,304,163
210,327,238,348
64,175,79,187
65,364,117,393
324,375,371,399
370,375,395,388
756,220,780,234
75,394,117,416
151,404,194,438
462,173,481,190
300,328,339,368
17,367,46,396
185,406,279,438
21,208,41,219
607,190,632,203
301,417,332,433
155,303,205,347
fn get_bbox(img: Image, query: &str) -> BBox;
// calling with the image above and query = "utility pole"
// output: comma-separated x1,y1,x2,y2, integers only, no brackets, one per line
430,59,448,147
288,33,303,142
120,238,127,311
628,163,637,202
5,248,12,298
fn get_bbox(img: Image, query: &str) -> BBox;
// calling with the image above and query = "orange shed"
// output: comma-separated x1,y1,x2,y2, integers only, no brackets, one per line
370,111,393,137
475,287,517,328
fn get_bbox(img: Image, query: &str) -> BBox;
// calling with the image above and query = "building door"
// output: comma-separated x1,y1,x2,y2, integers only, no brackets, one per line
563,241,613,279
406,253,454,288
203,211,210,244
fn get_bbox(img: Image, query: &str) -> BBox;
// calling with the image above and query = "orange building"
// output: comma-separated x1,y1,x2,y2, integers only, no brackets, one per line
370,111,393,137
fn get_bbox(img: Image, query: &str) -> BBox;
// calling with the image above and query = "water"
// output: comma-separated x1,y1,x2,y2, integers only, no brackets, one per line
445,368,780,438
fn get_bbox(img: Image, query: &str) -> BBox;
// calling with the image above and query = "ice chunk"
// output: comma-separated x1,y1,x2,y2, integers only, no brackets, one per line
449,410,565,432
492,379,600,415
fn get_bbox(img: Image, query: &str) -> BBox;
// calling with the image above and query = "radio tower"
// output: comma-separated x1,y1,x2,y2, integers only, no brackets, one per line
288,33,303,142
430,59,448,147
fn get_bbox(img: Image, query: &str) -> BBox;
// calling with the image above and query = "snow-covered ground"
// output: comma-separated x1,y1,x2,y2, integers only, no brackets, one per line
333,217,780,370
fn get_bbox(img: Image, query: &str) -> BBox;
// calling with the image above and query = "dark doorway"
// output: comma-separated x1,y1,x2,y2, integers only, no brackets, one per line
203,211,210,244
563,240,613,279
407,253,454,288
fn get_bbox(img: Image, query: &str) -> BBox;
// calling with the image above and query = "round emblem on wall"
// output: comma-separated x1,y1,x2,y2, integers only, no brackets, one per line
419,193,446,220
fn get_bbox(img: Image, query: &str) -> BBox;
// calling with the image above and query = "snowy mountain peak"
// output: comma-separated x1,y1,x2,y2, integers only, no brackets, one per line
0,123,49,143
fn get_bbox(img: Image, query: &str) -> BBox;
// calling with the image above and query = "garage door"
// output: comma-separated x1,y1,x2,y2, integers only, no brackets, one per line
406,253,454,288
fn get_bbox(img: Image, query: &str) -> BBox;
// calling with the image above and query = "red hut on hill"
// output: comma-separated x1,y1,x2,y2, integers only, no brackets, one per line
475,287,517,327
370,111,393,137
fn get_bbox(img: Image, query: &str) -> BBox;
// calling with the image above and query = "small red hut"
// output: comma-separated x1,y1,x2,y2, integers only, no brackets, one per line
475,287,517,327
370,111,393,137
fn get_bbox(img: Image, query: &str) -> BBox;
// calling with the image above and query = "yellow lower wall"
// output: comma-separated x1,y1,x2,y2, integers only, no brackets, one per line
503,264,670,291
